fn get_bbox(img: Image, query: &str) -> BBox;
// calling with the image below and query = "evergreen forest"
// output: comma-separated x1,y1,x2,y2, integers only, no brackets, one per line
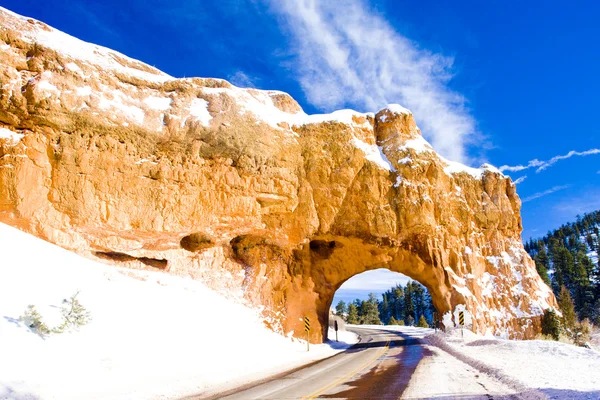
334,281,435,328
524,210,600,324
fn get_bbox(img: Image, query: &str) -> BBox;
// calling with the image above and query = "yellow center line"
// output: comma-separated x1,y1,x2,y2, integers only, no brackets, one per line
301,338,391,400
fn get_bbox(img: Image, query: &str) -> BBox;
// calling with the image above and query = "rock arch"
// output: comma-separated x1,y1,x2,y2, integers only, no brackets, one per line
0,17,556,342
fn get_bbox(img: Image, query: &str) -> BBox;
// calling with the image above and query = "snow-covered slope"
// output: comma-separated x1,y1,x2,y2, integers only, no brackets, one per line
0,223,357,400
427,328,600,398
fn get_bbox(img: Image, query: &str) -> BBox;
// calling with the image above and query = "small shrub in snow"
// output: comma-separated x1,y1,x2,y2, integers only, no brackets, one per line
19,292,91,336
417,315,429,328
54,291,92,333
572,319,592,348
20,305,51,336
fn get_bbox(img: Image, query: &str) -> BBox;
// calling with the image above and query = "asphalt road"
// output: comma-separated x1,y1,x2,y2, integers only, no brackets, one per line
207,326,516,399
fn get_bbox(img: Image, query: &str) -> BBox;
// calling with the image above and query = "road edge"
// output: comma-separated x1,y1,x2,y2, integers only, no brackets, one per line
424,334,547,400
182,331,366,400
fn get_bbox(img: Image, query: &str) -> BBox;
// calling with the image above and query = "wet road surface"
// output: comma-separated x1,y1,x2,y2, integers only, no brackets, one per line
204,327,515,399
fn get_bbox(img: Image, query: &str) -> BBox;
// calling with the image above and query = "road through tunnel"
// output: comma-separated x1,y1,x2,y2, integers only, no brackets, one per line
280,236,463,344
329,268,438,338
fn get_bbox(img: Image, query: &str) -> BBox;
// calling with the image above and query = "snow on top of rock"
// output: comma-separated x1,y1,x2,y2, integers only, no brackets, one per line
201,85,372,131
302,109,373,128
384,104,412,115
0,7,173,83
398,136,434,154
453,284,474,298
0,127,24,145
96,91,145,126
76,86,92,96
143,96,172,111
443,160,486,179
479,163,502,174
188,98,212,127
352,138,396,172
441,158,504,180
65,62,81,73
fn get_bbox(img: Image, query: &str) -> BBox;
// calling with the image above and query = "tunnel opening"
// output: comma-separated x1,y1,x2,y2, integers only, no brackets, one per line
327,269,438,341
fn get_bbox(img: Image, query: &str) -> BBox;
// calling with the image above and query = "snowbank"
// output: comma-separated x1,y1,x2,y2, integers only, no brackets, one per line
426,329,600,399
0,223,357,399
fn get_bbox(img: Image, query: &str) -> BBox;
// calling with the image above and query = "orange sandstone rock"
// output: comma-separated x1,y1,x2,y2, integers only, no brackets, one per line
0,7,556,342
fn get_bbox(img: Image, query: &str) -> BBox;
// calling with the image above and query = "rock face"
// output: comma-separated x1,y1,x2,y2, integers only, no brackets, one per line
0,7,556,341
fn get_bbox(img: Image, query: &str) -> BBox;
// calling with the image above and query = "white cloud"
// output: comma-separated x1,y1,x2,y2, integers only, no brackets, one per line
267,0,477,163
513,176,527,185
521,185,570,203
500,148,600,173
228,71,256,88
338,269,410,291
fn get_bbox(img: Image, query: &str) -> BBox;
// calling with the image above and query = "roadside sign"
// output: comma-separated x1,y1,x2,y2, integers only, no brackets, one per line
334,320,338,342
304,316,310,351
458,311,465,338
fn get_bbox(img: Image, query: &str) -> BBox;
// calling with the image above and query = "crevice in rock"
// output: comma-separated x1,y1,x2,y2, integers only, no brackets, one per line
309,239,342,259
93,251,168,270
180,232,214,252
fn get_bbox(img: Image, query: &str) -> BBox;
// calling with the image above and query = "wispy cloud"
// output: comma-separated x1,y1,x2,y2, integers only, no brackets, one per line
267,0,477,163
553,189,600,216
499,148,600,173
228,71,256,88
513,176,527,185
521,185,570,203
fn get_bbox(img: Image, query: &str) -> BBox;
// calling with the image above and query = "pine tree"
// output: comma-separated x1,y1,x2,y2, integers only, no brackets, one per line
535,259,552,287
413,284,426,321
591,298,600,325
404,283,415,322
361,293,382,325
346,303,359,324
417,315,429,328
379,295,390,324
393,286,404,320
541,308,560,340
389,316,398,325
558,286,577,332
552,246,574,292
407,315,415,326
533,246,552,286
335,300,347,317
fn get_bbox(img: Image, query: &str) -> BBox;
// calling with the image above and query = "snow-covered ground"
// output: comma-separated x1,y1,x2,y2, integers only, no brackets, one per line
0,223,357,400
426,327,600,399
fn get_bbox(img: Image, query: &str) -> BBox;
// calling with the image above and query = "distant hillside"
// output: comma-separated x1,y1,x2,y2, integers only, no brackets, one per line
525,210,600,322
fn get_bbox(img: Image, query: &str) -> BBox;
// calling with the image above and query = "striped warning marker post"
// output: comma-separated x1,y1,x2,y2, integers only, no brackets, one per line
304,317,310,351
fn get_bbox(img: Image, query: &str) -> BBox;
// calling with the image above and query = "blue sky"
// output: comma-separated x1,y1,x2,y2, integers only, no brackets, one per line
5,0,599,296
